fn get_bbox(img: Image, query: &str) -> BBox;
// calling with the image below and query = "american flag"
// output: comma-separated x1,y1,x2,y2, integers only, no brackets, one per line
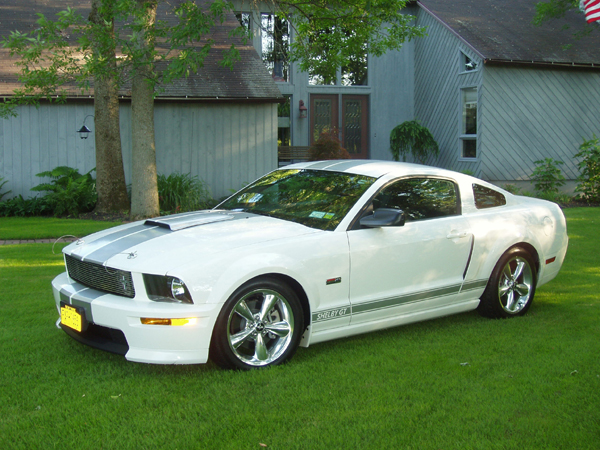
581,0,600,24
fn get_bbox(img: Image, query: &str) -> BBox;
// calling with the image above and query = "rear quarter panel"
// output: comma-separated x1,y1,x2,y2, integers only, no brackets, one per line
463,195,568,288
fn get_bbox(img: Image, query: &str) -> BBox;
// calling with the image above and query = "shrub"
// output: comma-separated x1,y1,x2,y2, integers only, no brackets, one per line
575,135,600,203
309,130,350,161
157,172,213,213
535,191,573,206
31,166,97,217
531,158,565,195
0,195,50,217
503,184,522,195
389,120,439,164
0,177,11,201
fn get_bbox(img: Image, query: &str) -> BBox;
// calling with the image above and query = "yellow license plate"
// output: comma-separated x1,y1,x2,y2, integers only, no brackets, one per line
61,304,83,332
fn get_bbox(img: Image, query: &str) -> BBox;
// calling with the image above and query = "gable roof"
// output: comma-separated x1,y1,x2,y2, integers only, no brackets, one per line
0,0,282,102
418,0,600,69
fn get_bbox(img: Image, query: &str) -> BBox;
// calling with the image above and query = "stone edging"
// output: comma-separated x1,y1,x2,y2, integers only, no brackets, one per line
0,238,79,245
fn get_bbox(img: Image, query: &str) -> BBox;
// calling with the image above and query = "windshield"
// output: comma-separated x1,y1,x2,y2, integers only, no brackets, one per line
217,169,376,231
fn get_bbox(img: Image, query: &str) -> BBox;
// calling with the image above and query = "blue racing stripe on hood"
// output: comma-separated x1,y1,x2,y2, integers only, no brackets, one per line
81,225,171,264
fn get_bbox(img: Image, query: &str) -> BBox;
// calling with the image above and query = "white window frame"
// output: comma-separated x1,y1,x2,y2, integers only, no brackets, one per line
459,50,479,74
459,86,478,161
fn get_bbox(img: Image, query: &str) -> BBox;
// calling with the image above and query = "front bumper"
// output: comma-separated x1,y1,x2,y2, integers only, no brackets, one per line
52,272,221,364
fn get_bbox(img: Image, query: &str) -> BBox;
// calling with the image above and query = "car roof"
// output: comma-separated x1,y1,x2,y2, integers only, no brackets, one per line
284,160,466,180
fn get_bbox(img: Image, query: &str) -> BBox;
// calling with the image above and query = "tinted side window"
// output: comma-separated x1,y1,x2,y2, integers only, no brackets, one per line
473,184,506,209
374,178,459,221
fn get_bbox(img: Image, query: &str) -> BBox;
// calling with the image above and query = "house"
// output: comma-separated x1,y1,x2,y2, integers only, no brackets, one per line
234,0,600,190
414,0,600,191
2,0,599,200
0,0,282,200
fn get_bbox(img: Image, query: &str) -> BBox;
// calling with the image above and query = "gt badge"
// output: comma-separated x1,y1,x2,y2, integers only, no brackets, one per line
326,277,342,285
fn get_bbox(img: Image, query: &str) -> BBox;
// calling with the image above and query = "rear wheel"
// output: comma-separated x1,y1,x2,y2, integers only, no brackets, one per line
478,248,537,318
210,277,304,370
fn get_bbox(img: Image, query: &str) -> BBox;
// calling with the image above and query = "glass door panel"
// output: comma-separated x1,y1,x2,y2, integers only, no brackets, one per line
342,95,368,159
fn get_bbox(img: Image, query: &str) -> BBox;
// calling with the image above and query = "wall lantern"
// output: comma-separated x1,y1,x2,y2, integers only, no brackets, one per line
77,115,94,139
298,100,307,119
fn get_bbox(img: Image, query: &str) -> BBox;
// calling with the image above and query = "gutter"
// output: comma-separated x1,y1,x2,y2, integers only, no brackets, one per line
0,95,285,104
482,59,600,71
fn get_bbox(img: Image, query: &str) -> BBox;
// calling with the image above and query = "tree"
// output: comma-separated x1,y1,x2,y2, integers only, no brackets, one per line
1,1,130,213
534,0,597,36
2,0,425,219
389,120,439,164
89,0,130,212
1,0,238,218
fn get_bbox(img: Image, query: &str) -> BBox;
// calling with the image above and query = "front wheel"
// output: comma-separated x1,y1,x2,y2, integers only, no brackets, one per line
210,277,304,370
478,248,537,318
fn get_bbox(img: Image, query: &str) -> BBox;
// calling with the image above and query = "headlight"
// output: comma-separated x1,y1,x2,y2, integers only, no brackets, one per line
143,274,193,304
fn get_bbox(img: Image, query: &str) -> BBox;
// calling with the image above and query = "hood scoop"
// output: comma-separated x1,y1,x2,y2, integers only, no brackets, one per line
145,212,234,231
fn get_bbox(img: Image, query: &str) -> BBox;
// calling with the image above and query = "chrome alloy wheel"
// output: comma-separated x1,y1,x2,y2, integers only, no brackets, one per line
498,256,534,314
226,288,295,367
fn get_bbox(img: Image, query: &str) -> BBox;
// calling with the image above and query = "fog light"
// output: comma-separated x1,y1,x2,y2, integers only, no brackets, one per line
141,318,197,326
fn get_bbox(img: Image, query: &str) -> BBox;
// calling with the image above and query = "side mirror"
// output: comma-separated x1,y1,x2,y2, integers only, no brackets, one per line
360,208,405,228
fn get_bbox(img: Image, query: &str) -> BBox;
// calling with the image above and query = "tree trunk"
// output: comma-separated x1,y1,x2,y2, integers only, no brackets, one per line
93,76,130,213
89,0,129,213
130,0,160,220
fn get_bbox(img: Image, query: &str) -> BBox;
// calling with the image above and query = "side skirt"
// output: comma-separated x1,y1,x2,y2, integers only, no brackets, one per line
305,298,480,346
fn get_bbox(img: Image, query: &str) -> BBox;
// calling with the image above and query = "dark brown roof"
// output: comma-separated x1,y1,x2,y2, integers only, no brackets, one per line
0,0,282,101
418,0,600,68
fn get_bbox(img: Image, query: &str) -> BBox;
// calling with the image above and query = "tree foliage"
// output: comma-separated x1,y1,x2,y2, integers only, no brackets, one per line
531,158,566,195
389,120,439,164
309,129,350,161
533,0,596,37
2,0,425,218
271,0,426,83
575,135,600,203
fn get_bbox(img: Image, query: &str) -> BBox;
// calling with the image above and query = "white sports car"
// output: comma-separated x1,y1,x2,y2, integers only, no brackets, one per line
52,160,568,370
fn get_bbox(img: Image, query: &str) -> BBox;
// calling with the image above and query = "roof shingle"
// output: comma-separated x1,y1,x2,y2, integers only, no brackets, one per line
419,0,600,67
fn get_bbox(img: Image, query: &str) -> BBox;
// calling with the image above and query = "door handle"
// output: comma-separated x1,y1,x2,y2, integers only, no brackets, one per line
447,231,469,239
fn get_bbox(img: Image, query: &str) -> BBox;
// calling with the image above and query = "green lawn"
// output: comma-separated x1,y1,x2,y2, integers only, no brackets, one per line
0,209,598,449
0,216,124,240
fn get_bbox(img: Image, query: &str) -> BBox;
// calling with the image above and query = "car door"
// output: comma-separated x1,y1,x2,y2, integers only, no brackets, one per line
347,177,473,324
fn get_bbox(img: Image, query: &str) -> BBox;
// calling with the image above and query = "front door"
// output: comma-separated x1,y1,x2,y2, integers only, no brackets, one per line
310,94,369,159
347,177,472,324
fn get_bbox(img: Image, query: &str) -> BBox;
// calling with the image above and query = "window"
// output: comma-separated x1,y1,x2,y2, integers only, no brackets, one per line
473,184,506,209
372,178,460,221
278,96,291,147
461,52,478,72
219,169,376,231
261,14,290,82
309,58,368,86
309,30,368,86
460,87,477,159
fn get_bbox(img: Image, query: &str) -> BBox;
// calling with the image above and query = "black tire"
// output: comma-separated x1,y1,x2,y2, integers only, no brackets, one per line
478,247,537,319
210,277,304,370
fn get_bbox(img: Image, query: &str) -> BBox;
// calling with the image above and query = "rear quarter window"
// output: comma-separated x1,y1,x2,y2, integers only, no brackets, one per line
473,184,506,209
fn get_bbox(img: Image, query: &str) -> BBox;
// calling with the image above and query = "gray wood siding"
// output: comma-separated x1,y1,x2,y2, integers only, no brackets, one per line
1,102,277,201
414,10,483,176
369,41,415,161
480,66,600,182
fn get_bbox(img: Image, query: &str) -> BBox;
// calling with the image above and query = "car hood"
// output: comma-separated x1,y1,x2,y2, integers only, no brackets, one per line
64,210,321,273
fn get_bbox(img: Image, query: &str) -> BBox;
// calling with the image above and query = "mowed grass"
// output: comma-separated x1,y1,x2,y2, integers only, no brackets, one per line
0,216,124,240
0,209,598,449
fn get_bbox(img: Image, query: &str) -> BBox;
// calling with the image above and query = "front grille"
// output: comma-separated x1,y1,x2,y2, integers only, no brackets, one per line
65,254,135,298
